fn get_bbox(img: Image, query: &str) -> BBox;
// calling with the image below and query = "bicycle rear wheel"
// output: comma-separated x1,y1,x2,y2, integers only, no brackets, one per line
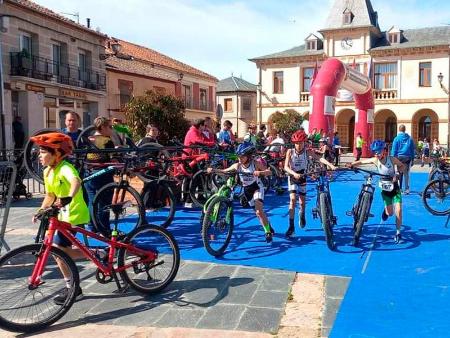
0,244,79,333
93,183,144,236
118,224,180,294
353,192,371,246
422,179,450,216
142,180,176,228
202,195,234,257
190,170,216,208
319,192,334,250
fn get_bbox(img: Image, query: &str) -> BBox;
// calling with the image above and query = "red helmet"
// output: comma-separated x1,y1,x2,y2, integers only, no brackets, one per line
291,130,308,143
30,132,74,159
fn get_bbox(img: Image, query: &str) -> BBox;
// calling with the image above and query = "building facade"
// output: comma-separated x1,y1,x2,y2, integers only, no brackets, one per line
250,0,450,149
105,38,217,121
1,0,108,146
216,76,256,138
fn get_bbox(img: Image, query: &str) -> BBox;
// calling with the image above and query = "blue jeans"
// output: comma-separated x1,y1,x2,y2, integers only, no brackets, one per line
84,171,114,237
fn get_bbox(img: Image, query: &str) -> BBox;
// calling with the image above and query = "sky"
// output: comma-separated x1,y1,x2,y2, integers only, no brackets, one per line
35,0,450,83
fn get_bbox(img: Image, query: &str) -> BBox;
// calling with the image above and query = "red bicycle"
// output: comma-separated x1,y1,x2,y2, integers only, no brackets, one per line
0,206,180,333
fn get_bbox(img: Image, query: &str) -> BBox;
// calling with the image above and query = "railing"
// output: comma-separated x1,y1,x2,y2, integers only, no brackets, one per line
183,95,192,109
10,52,106,91
300,92,310,102
373,89,397,100
200,101,208,111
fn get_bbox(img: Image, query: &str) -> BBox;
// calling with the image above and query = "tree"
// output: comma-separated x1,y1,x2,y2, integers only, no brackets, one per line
123,90,190,144
269,109,303,137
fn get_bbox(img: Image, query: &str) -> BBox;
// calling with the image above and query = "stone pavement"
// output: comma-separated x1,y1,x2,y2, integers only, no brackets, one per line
0,198,350,337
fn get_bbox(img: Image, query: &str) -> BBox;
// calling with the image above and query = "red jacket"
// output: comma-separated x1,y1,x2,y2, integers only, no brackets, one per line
183,126,214,156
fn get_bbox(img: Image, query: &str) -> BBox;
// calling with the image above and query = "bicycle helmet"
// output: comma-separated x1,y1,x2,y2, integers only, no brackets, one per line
30,132,74,160
370,140,386,154
236,142,256,156
291,130,308,143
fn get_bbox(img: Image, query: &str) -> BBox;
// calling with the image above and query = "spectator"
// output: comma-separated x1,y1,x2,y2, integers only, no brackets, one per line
62,111,82,145
215,123,221,140
391,124,415,194
308,127,317,143
421,138,430,167
265,129,285,155
111,118,132,146
332,132,341,166
432,139,442,157
355,132,364,161
218,120,234,149
12,115,25,149
202,116,215,143
257,124,267,146
244,123,257,145
137,124,159,146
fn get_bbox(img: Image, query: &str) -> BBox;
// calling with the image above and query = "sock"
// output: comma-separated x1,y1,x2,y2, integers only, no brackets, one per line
263,223,271,233
289,218,294,227
396,229,401,235
64,278,71,288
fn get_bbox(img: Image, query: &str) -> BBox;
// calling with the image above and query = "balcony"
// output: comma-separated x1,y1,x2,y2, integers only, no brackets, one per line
10,52,106,91
373,89,397,100
300,92,310,102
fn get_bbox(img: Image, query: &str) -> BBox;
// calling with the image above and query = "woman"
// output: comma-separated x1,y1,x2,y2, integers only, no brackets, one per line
349,140,406,243
421,138,430,167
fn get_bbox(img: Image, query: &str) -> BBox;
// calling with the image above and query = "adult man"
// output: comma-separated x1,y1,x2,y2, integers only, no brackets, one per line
257,124,267,146
355,132,364,161
244,123,257,145
62,111,82,145
391,124,415,194
218,120,234,149
12,116,25,149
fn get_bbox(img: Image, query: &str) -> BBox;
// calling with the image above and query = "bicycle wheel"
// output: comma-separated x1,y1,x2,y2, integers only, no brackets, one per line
75,125,97,150
23,128,59,183
142,180,176,228
202,195,234,257
0,244,79,333
353,192,371,246
118,224,180,294
422,179,450,216
190,170,216,208
319,192,334,250
93,183,145,235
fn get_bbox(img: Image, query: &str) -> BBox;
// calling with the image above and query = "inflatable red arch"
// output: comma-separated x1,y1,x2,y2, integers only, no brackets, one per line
309,58,374,157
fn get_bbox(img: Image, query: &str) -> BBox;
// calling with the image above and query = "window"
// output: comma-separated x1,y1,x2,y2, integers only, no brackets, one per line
374,63,397,89
419,116,432,140
388,33,400,44
51,44,61,76
343,12,352,25
183,85,191,108
302,67,314,92
224,98,233,112
273,71,284,94
419,62,432,87
79,52,87,82
242,98,252,112
20,34,32,54
200,88,207,110
118,79,133,108
307,40,316,50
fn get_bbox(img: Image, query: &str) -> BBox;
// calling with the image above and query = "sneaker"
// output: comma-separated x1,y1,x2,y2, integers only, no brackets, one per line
394,233,402,244
299,212,306,228
285,225,295,238
421,163,424,167
381,210,388,222
429,163,432,168
265,232,273,243
404,189,410,195
54,286,83,306
184,202,193,208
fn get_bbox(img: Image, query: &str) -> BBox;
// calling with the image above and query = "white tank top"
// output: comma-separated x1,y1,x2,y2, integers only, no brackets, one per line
238,161,258,186
376,156,395,178
290,149,308,172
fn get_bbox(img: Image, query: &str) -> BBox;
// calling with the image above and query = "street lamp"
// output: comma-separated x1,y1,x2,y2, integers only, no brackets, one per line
256,82,262,126
437,72,450,152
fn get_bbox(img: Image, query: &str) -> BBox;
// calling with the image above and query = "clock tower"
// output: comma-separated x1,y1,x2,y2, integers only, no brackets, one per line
318,0,381,57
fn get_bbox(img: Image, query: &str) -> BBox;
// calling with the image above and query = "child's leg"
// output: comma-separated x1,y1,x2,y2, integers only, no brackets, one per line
254,199,269,232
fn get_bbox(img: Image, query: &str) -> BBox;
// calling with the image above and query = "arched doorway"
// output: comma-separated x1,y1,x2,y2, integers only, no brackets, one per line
335,109,355,150
412,109,439,142
374,109,397,143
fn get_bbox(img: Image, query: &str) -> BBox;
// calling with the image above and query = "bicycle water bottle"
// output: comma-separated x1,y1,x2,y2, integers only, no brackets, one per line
83,166,116,182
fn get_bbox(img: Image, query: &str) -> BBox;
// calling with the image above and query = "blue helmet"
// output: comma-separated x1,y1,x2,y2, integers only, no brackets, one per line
236,142,256,156
371,140,386,154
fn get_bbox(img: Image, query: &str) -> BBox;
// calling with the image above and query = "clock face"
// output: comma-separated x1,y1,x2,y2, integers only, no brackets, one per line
341,37,353,50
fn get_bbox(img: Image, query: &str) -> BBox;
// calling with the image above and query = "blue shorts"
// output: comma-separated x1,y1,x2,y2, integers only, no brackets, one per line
53,225,83,247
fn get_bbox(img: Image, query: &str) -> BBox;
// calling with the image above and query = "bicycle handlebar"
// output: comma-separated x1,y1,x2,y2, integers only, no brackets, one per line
348,167,392,179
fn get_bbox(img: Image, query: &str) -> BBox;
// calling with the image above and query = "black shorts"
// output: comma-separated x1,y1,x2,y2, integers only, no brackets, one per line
53,225,83,248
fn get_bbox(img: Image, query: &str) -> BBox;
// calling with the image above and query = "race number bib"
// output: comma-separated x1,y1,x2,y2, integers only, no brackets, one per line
379,181,394,192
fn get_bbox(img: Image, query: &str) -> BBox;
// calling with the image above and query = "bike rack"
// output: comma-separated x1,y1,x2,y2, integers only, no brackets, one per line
0,161,17,254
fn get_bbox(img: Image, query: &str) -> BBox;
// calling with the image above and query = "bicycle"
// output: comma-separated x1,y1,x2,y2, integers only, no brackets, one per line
0,205,180,333
422,177,450,216
345,167,391,246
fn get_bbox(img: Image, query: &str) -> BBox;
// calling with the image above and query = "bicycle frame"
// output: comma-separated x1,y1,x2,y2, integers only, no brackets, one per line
313,171,335,222
29,214,156,289
352,175,376,222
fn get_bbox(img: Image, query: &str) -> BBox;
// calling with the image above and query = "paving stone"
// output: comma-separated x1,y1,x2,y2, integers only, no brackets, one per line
249,290,288,309
113,303,172,326
176,260,211,279
202,264,238,279
219,277,259,304
325,276,350,299
237,307,282,333
155,308,205,328
260,272,295,292
322,297,342,329
196,304,246,329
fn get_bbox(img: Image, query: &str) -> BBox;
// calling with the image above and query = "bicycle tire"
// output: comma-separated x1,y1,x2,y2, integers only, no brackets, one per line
353,192,371,246
319,192,334,250
23,128,59,183
135,142,170,182
422,179,450,216
202,195,234,257
142,180,176,228
0,244,79,333
118,224,180,294
92,183,145,236
75,125,97,150
189,170,216,208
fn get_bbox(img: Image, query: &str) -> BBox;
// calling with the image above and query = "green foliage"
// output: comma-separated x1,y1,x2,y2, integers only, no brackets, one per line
123,90,190,144
269,109,303,136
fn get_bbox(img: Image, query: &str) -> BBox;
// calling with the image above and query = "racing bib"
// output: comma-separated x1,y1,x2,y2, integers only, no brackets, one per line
379,181,394,192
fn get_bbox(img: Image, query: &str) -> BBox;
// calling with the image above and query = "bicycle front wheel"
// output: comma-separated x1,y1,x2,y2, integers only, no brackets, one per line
202,195,234,257
118,224,180,294
0,244,79,333
353,192,371,246
190,170,216,208
422,179,450,216
319,192,334,250
93,183,144,235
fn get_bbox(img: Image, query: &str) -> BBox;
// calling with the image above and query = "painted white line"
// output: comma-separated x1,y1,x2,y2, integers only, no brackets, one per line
361,221,383,274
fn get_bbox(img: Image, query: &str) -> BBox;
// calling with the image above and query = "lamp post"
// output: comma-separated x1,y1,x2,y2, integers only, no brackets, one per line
256,82,262,127
437,72,450,152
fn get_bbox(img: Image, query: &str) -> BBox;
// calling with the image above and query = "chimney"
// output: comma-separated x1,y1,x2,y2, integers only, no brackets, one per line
86,18,91,28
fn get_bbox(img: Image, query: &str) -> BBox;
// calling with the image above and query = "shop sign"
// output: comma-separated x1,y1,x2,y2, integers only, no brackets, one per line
26,84,45,93
59,89,87,100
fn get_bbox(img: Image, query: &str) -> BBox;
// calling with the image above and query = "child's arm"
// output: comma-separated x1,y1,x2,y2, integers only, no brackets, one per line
255,160,271,177
207,162,239,174
284,150,299,177
349,157,376,167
